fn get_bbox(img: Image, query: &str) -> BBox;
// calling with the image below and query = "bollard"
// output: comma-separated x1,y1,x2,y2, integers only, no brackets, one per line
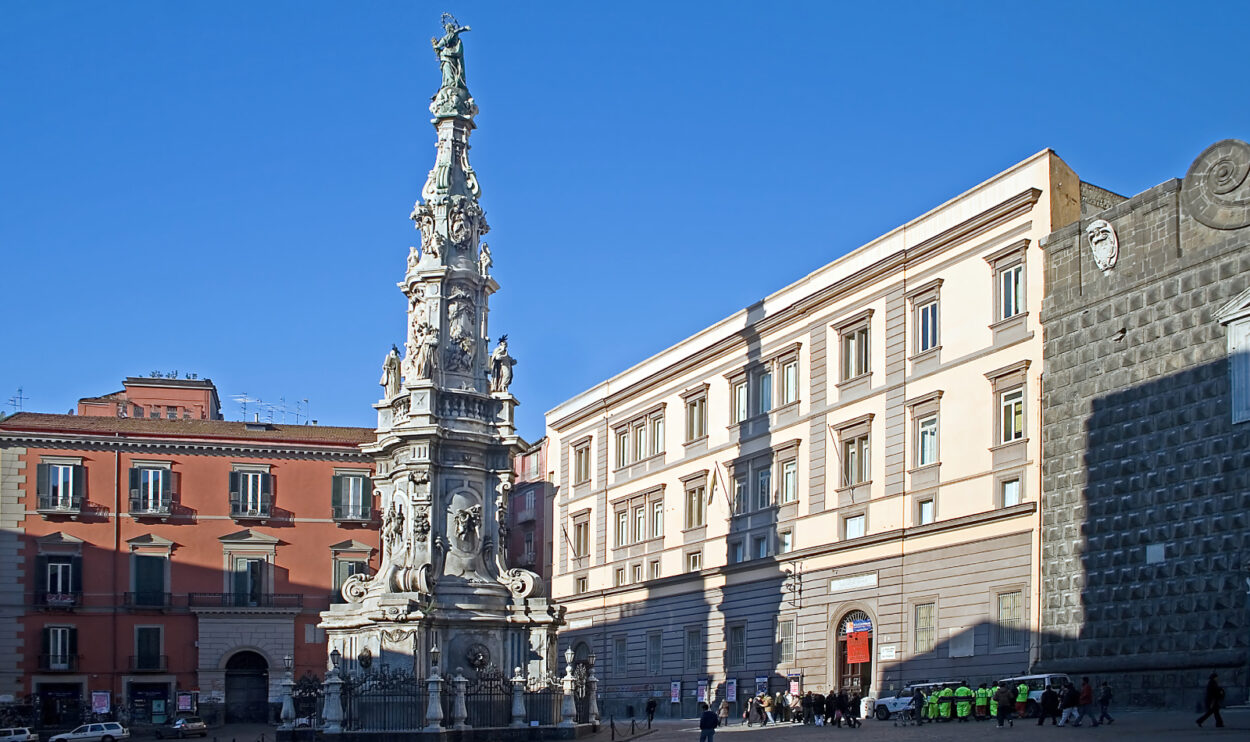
608,716,615,740
630,718,636,734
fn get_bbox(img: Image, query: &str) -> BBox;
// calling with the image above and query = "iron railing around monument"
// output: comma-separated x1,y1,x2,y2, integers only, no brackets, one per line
291,672,324,728
340,667,429,731
458,668,512,729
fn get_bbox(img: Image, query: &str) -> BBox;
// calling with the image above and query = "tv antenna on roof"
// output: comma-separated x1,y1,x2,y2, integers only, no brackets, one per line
232,393,259,421
7,387,27,413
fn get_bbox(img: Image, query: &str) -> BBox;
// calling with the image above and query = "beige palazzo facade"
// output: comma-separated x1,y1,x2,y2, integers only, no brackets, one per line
546,150,1087,717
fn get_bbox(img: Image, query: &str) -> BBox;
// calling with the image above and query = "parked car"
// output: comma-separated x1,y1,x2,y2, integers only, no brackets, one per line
0,728,38,742
155,717,206,739
996,674,1073,717
48,722,130,742
871,681,957,721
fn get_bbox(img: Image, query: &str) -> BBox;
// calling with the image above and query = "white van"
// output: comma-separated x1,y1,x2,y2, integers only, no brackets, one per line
996,674,1072,716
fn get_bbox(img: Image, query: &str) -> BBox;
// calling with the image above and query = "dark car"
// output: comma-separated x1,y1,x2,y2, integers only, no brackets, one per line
155,718,206,739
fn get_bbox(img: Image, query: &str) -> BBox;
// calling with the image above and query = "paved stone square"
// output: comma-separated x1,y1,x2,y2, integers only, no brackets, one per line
591,710,1247,741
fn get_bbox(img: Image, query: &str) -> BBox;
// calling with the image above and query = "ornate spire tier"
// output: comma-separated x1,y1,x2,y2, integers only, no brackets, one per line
321,14,561,685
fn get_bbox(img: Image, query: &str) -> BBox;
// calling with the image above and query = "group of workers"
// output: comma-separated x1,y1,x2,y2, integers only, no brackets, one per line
911,681,1028,726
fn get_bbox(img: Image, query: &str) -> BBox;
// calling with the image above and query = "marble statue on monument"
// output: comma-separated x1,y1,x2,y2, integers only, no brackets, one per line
320,14,562,697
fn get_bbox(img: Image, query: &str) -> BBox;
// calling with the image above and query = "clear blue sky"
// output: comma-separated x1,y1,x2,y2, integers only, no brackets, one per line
2,1,1247,439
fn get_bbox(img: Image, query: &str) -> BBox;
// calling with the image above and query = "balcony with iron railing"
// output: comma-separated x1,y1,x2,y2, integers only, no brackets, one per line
128,655,169,672
36,494,83,516
123,592,172,610
129,495,172,519
331,505,373,523
38,654,80,672
187,592,303,610
35,590,81,610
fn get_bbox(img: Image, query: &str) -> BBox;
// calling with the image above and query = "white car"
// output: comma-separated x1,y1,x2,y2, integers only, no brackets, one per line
872,681,956,721
0,728,38,742
49,722,130,742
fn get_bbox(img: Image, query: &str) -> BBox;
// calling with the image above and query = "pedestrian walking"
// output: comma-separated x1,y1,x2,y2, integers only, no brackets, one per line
974,683,990,721
699,702,719,742
832,690,848,727
802,691,814,724
1015,680,1030,719
1058,683,1080,727
993,684,1015,728
1196,672,1225,728
847,692,863,728
761,692,775,725
743,695,756,726
1074,677,1101,727
988,684,999,721
718,698,729,728
913,687,928,724
645,698,657,727
1037,685,1060,726
1097,682,1115,725
813,691,826,726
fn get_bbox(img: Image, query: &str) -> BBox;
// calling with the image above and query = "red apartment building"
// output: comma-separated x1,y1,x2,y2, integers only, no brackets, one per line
507,439,552,595
0,379,377,727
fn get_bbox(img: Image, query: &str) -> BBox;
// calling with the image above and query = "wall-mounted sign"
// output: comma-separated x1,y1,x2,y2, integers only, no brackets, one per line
697,680,708,704
568,617,593,630
670,682,681,703
878,644,897,660
91,692,111,714
726,679,737,702
829,572,878,593
755,676,768,695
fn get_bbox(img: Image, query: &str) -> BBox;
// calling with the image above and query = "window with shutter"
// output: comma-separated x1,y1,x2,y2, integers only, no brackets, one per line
133,555,166,606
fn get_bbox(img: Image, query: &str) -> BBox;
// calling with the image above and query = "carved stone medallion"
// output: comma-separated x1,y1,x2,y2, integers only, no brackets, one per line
1182,139,1250,230
1085,219,1119,275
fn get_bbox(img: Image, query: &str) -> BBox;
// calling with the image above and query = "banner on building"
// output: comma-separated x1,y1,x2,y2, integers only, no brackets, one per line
91,692,111,714
788,672,801,695
726,679,737,702
846,631,871,664
670,682,681,704
755,676,768,695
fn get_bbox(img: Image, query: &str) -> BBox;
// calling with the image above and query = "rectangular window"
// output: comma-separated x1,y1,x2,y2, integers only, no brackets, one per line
1000,264,1025,319
780,460,797,503
647,633,662,675
331,474,368,520
756,467,772,510
615,430,629,469
730,541,744,564
632,423,647,463
241,472,263,513
733,381,749,423
615,511,628,548
47,464,77,509
44,626,75,670
649,560,661,580
777,618,795,664
733,477,748,514
46,558,74,596
633,506,645,543
914,602,936,653
524,490,535,512
918,498,935,525
753,535,769,560
632,563,642,583
844,514,866,540
229,470,271,517
842,434,870,486
132,554,166,606
572,521,589,558
685,486,706,529
613,636,627,674
685,396,707,441
841,326,870,380
232,557,266,606
614,567,626,587
999,389,1025,443
779,530,793,554
917,300,939,353
685,627,703,671
727,625,746,669
686,551,702,572
331,559,369,604
132,468,168,513
781,361,798,405
917,415,938,467
1001,478,1022,507
575,576,588,593
649,415,664,456
757,370,773,415
573,443,590,485
652,501,663,538
995,591,1022,647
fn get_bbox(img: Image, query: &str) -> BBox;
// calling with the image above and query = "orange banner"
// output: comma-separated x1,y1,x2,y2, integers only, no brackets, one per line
846,631,871,664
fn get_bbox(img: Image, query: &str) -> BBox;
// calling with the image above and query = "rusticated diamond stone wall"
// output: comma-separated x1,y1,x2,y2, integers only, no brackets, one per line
1039,171,1250,708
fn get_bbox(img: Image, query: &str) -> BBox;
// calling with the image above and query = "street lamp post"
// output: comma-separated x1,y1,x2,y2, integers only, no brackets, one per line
279,654,295,729
558,647,576,728
322,650,344,735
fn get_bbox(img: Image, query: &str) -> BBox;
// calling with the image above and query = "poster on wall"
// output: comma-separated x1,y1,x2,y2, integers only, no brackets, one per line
755,676,768,695
91,692,111,714
697,680,708,704
846,631,871,664
670,682,681,704
788,673,801,695
726,679,737,702
176,693,194,712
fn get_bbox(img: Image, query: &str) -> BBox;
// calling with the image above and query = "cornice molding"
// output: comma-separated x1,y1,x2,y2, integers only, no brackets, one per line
0,431,370,461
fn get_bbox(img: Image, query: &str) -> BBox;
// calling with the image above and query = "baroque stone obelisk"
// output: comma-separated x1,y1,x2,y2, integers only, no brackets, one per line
321,14,562,682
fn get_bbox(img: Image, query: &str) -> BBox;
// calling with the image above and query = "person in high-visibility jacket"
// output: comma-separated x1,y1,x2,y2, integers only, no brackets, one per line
926,688,939,722
938,684,954,720
974,683,990,720
989,685,1000,719
1016,682,1031,718
955,682,974,721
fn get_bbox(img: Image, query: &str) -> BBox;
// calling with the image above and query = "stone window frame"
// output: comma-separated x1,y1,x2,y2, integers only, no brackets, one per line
728,539,745,564
36,455,86,515
132,623,164,668
610,486,664,549
729,375,750,425
329,540,372,603
995,469,1026,509
570,508,591,560
1215,288,1250,424
685,549,703,573
646,631,663,675
574,575,588,593
684,625,704,672
775,615,796,665
988,583,1027,652
984,239,1031,343
219,530,278,597
612,635,628,674
833,309,874,386
725,342,803,429
905,278,944,360
915,495,936,526
631,562,643,584
613,567,626,587
681,384,710,444
841,510,867,541
778,528,793,554
910,597,939,655
726,451,777,517
832,413,874,490
906,391,943,473
612,403,666,471
725,622,748,670
649,559,661,580
127,535,173,601
751,532,771,560
985,360,1030,450
681,470,708,531
570,436,593,487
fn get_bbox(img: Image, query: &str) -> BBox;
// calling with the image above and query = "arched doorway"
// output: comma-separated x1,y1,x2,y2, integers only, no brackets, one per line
225,651,270,723
835,610,873,694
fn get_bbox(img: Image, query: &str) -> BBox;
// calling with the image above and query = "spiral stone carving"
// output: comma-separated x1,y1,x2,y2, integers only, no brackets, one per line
1182,139,1250,229
341,573,370,603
